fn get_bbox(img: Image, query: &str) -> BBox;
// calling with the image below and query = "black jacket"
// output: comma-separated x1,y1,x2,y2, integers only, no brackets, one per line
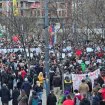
12,88,20,105
52,75,61,87
80,98,90,105
0,86,11,103
47,93,57,105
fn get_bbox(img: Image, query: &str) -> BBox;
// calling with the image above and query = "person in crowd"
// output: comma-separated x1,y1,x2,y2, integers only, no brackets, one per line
58,91,68,105
18,90,28,105
74,89,82,105
21,78,32,98
80,93,90,105
98,84,105,105
92,90,100,105
38,72,44,86
52,73,61,97
29,91,42,105
63,95,74,105
17,73,23,89
12,86,20,105
97,75,104,87
47,90,57,105
21,68,27,80
33,81,43,100
79,79,89,96
64,76,72,93
93,82,101,93
85,75,92,99
0,84,11,105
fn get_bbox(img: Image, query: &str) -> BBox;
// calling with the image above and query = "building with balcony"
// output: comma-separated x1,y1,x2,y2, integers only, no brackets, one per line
0,0,72,25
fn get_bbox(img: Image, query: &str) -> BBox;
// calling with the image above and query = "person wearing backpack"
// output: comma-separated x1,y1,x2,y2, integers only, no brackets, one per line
74,90,82,105
29,91,41,105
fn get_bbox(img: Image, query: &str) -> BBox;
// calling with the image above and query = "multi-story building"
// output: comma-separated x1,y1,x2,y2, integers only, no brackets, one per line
0,0,72,26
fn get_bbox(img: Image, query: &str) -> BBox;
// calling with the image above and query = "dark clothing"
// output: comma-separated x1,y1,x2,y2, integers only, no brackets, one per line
80,98,90,105
12,88,20,105
21,81,31,97
97,76,104,87
47,93,57,105
33,85,43,93
0,86,11,104
92,95,100,105
17,75,23,89
52,75,61,87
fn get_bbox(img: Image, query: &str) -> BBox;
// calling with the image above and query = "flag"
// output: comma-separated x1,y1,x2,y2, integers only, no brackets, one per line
49,24,55,46
13,0,19,16
81,62,86,72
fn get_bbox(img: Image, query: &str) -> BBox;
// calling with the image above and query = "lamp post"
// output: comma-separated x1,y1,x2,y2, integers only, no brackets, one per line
44,0,50,96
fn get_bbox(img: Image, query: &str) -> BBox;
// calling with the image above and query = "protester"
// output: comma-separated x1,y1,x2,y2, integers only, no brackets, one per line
21,78,32,98
63,95,74,105
29,91,42,105
47,91,57,105
33,81,43,100
12,86,20,105
92,91,100,105
74,89,82,105
98,84,105,105
64,76,72,93
80,93,90,105
0,84,11,105
17,90,28,105
52,73,61,97
79,79,89,96
38,72,44,86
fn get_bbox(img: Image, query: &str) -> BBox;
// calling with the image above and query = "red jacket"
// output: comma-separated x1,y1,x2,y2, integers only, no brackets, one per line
21,70,27,79
101,88,105,100
63,99,74,105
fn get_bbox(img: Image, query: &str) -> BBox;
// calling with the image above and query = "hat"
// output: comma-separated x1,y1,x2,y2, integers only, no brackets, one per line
24,78,28,81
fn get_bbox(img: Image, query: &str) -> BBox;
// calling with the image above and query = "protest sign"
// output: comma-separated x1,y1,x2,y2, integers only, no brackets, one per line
72,69,100,90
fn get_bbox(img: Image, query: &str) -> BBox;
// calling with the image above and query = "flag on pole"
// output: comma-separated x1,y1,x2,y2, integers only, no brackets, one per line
13,0,19,16
49,24,55,46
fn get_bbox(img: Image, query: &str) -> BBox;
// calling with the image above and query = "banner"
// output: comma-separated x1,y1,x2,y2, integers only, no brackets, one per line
72,69,100,90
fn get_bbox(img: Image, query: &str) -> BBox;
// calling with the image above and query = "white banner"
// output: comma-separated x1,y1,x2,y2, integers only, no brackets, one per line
72,69,100,90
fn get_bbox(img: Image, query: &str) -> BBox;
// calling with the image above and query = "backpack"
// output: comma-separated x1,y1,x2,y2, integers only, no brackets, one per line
75,97,80,105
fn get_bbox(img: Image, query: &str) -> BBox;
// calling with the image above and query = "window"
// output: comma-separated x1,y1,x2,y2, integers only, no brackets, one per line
37,10,40,16
58,10,62,17
21,1,23,7
62,10,66,17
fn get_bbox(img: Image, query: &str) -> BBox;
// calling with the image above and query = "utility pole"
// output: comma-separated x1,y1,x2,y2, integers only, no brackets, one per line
44,0,50,96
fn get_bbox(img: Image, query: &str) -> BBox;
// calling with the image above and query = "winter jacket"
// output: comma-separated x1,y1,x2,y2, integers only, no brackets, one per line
12,88,20,105
21,81,31,96
79,83,89,94
52,75,61,87
47,93,57,105
33,85,43,93
18,95,28,105
92,95,100,105
63,99,74,105
80,98,90,105
0,86,11,103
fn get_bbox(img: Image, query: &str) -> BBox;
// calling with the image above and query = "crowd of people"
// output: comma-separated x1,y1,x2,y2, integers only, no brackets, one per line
0,41,105,105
